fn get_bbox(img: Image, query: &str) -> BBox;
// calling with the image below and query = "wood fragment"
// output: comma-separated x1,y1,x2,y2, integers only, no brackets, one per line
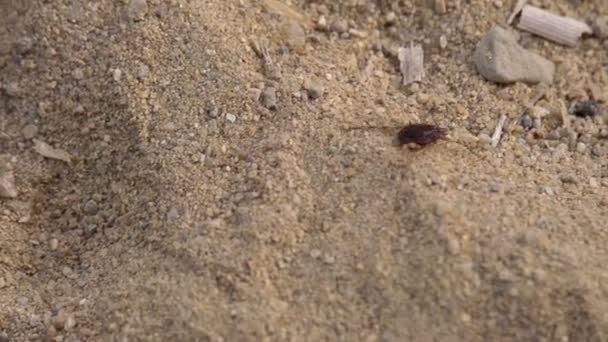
507,0,528,25
559,100,570,129
434,0,446,14
398,43,424,86
491,115,507,147
33,139,72,163
517,5,592,47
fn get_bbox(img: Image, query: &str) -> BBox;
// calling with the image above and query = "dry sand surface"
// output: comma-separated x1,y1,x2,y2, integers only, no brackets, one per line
1,0,608,341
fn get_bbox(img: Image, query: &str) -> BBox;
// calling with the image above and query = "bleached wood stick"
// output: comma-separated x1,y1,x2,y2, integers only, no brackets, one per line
491,115,507,147
507,0,528,25
398,43,424,85
517,5,592,47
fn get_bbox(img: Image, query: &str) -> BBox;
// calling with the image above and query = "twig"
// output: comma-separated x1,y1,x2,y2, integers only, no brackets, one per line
491,115,507,147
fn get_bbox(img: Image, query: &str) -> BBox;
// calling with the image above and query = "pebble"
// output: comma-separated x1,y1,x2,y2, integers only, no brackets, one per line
64,315,76,331
473,26,554,84
0,277,5,288
128,0,148,21
303,79,324,100
543,186,554,196
62,266,73,277
570,100,601,118
22,124,38,139
0,171,17,198
330,19,348,34
593,16,608,39
385,12,396,25
282,21,306,52
16,36,34,55
310,249,321,259
0,332,7,342
589,177,599,188
262,87,277,110
225,113,236,123
49,239,59,251
167,207,179,222
576,142,586,153
16,296,29,305
112,68,122,82
72,68,84,80
83,200,98,215
137,63,150,80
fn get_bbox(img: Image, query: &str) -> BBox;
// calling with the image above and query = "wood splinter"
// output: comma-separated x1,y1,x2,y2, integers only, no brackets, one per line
491,115,507,148
398,43,424,86
516,5,592,47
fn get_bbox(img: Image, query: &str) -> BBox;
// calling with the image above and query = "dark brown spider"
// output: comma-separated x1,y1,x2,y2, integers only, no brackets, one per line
397,124,448,146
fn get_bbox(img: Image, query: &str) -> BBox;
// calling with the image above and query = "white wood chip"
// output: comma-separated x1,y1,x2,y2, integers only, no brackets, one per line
33,139,72,163
517,5,592,47
491,115,507,148
398,43,424,86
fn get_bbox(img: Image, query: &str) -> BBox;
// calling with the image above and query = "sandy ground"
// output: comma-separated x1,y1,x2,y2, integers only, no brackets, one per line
1,0,608,341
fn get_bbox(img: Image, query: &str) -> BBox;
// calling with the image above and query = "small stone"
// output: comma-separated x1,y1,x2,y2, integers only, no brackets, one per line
53,311,67,330
310,249,322,259
62,266,73,277
589,177,599,188
303,79,324,100
518,114,534,129
22,124,38,139
16,296,29,305
570,100,601,118
543,186,554,196
0,171,17,198
208,106,220,118
262,87,277,110
84,224,97,237
72,68,84,80
323,254,335,264
439,35,448,50
330,19,348,33
576,142,586,153
136,63,150,80
112,68,122,82
83,200,98,215
560,175,577,184
385,12,396,25
16,36,34,54
447,237,460,255
49,239,59,251
282,21,306,52
546,130,560,140
473,26,554,84
225,113,236,123
167,207,179,222
593,16,608,39
0,332,8,342
128,0,148,21
64,315,76,331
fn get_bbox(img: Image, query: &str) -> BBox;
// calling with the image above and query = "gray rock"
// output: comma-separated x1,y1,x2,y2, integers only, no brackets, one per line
83,200,98,215
593,16,608,39
473,26,554,84
0,171,17,198
303,79,324,100
22,124,38,139
262,87,277,110
330,19,348,34
128,0,148,22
